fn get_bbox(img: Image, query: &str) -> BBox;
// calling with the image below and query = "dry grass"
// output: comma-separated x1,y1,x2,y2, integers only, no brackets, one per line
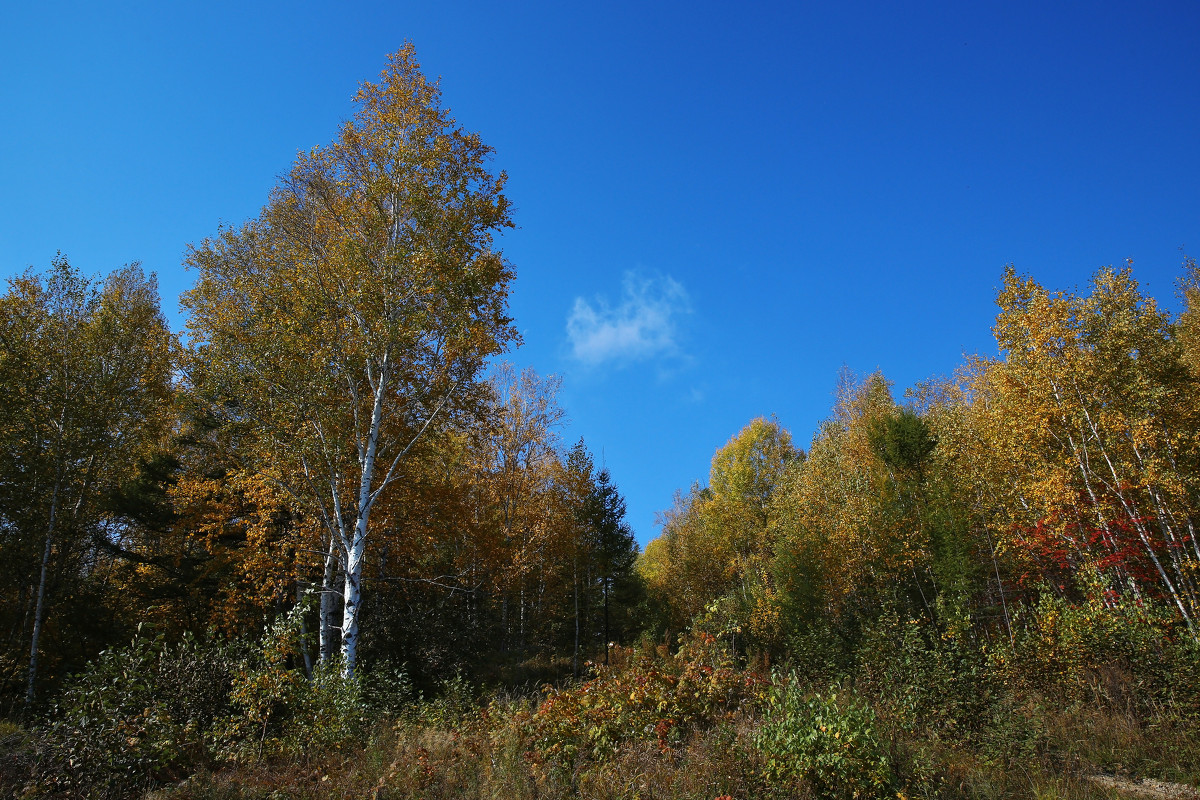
148,725,397,800
1041,705,1200,787
138,711,1200,800
137,692,1200,800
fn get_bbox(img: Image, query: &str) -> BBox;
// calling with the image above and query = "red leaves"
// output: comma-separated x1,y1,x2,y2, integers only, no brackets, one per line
1009,495,1174,602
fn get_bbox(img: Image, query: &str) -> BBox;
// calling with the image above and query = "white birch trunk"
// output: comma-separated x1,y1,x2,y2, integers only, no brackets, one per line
341,531,366,675
339,355,388,677
319,532,341,664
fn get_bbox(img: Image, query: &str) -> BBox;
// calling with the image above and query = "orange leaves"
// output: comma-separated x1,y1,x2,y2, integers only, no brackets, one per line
166,463,304,636
180,46,522,671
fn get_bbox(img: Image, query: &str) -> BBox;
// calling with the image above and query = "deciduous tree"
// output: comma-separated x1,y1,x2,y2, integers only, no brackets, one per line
182,44,517,676
0,258,173,704
972,266,1200,628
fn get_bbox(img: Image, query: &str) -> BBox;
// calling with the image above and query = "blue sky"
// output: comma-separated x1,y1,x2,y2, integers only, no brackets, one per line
3,1,1198,544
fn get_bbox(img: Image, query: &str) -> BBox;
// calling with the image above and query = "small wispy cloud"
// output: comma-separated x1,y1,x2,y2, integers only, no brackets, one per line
566,271,690,366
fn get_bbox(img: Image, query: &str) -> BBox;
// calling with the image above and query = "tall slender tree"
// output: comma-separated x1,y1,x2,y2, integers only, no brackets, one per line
182,44,517,676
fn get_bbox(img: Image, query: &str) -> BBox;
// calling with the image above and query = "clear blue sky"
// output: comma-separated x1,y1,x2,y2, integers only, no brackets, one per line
3,1,1198,545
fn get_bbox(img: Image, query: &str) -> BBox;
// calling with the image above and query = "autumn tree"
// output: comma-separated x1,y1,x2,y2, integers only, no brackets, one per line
0,258,174,705
640,418,796,647
182,44,517,676
471,364,573,657
760,370,980,657
640,485,722,632
900,378,1009,633
1179,256,1200,378
347,426,498,682
970,266,1200,628
165,441,305,640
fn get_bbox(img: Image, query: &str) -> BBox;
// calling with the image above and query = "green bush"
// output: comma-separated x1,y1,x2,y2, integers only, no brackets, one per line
212,609,367,759
754,674,893,799
1161,635,1200,724
859,611,998,744
37,628,239,798
412,671,477,726
361,659,418,715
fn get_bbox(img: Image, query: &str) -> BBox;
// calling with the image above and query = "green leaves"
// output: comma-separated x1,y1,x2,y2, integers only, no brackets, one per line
867,408,936,475
754,676,893,798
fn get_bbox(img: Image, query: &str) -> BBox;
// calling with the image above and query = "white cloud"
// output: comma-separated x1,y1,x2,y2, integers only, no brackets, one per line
566,272,690,366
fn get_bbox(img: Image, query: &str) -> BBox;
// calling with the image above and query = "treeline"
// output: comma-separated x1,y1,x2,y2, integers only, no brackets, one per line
0,46,640,716
641,261,1200,673
0,259,640,710
0,259,640,707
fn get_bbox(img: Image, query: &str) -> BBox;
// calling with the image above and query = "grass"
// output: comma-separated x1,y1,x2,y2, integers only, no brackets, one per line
135,693,1197,800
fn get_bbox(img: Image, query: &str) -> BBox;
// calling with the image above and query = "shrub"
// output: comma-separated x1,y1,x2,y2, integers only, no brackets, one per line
528,634,764,770
360,660,418,715
213,609,367,759
754,674,893,799
991,577,1184,715
0,720,37,798
36,628,239,798
859,611,998,744
414,671,476,726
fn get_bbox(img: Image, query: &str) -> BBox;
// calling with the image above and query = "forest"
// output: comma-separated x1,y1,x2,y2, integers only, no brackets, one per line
3,46,1200,800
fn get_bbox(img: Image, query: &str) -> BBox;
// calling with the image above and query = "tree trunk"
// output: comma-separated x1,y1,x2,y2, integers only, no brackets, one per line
319,532,341,664
341,534,366,676
340,362,388,677
603,576,610,666
573,550,580,678
26,478,61,707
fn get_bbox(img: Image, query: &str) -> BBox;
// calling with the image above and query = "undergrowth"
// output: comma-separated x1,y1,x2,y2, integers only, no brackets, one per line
3,592,1198,799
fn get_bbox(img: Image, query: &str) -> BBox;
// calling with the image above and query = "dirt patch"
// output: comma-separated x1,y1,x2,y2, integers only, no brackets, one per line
1087,774,1200,799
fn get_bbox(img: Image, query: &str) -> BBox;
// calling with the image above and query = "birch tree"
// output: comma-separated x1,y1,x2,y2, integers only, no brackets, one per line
182,45,517,676
973,266,1200,629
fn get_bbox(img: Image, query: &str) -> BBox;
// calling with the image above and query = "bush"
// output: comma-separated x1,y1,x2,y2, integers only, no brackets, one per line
212,609,367,760
0,720,37,798
412,671,477,727
859,611,998,745
528,634,764,770
360,660,418,715
991,578,1184,716
31,607,373,796
36,628,239,798
754,674,893,799
1161,635,1200,724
